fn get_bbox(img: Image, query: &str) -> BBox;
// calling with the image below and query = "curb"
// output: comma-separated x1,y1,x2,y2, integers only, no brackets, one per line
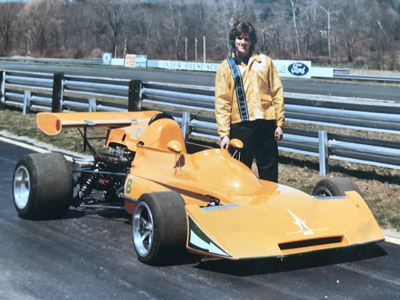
381,229,400,245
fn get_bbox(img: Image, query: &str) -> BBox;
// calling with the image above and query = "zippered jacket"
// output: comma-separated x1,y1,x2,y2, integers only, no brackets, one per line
215,53,285,139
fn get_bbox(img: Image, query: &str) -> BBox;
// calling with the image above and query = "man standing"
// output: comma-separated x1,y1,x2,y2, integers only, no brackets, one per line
215,21,284,182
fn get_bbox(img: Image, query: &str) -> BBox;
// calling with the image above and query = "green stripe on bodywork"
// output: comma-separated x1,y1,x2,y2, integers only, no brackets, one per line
187,214,231,257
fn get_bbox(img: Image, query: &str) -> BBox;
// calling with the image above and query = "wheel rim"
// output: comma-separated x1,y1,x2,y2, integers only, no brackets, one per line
133,202,154,257
13,165,31,209
313,186,333,197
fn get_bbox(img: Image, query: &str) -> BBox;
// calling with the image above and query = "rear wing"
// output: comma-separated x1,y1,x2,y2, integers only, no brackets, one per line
37,111,160,135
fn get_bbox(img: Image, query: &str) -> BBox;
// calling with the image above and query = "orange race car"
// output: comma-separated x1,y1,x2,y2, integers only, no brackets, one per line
12,111,384,265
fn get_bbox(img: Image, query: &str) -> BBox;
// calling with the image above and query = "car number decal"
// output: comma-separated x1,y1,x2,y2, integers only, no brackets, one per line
126,178,133,194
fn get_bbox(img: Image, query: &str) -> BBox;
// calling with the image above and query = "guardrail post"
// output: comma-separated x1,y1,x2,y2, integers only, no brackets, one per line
0,70,5,110
181,112,191,141
318,130,329,176
22,90,31,115
88,98,97,112
128,80,141,111
52,72,64,112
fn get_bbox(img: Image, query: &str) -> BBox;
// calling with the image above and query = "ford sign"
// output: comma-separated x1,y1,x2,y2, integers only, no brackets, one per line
288,62,309,76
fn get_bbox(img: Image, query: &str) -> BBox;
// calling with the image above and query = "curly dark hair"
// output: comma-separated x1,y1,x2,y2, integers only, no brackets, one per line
229,21,257,54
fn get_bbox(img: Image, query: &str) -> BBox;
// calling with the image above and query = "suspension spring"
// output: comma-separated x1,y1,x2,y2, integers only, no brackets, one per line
78,174,96,199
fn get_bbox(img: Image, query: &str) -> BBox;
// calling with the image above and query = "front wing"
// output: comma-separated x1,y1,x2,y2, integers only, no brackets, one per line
185,191,384,259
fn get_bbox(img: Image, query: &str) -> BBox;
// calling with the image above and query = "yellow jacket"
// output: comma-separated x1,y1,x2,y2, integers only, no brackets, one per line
214,53,285,139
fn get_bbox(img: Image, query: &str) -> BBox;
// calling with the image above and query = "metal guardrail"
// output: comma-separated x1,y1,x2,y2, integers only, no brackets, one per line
334,74,400,82
284,94,400,134
180,114,400,175
0,69,399,175
0,57,101,65
3,56,400,82
332,68,350,76
142,81,400,135
142,82,215,111
0,70,53,113
63,74,130,112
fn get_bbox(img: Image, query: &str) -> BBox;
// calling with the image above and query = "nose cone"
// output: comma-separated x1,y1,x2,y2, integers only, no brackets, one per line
185,190,384,260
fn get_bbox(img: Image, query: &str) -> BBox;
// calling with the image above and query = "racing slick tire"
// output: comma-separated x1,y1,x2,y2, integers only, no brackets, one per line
12,153,73,220
132,191,187,265
312,178,362,197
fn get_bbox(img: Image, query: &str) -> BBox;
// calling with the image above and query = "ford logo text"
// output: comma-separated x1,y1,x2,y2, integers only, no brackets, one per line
288,62,309,76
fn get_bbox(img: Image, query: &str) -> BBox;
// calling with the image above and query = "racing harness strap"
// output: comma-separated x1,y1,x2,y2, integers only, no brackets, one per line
226,56,249,122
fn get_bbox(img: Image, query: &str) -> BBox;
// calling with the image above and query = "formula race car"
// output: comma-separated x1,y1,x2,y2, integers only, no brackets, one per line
12,111,384,265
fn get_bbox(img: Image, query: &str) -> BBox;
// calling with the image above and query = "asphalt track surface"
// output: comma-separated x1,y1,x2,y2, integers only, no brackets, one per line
1,61,400,101
1,139,400,299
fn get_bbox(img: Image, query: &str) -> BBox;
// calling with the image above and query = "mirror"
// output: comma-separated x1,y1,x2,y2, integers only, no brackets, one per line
167,140,182,153
230,138,243,149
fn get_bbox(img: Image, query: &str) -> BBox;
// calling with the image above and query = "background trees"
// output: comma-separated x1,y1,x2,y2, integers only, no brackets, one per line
0,0,398,70
0,1,23,56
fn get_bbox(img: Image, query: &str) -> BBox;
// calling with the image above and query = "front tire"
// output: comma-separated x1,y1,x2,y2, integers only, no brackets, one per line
12,153,73,219
132,191,187,265
312,178,362,197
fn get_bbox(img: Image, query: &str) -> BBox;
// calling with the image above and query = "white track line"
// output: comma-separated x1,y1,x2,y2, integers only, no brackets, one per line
0,136,50,153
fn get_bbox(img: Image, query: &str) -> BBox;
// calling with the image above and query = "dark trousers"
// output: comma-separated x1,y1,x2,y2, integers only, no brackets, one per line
230,120,278,182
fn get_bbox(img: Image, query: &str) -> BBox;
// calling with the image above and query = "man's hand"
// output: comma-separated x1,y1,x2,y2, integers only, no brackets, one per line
220,136,230,149
274,126,283,141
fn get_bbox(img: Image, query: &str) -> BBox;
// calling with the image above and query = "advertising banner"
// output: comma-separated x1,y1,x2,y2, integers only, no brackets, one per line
125,55,148,68
148,59,333,79
101,53,112,65
309,67,334,78
273,60,312,78
157,60,220,72
152,59,312,77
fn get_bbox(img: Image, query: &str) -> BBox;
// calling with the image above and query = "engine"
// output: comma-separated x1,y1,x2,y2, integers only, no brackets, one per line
96,148,134,172
73,147,135,206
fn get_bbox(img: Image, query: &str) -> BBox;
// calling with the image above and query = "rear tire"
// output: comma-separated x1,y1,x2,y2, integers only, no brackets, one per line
12,153,73,219
132,191,187,265
148,112,174,125
312,178,362,197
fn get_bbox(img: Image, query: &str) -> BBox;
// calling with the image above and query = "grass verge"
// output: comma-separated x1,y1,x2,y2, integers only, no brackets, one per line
1,108,399,231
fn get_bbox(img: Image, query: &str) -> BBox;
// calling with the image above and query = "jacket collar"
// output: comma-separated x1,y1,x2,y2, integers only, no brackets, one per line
247,53,261,69
251,53,262,63
230,52,262,67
